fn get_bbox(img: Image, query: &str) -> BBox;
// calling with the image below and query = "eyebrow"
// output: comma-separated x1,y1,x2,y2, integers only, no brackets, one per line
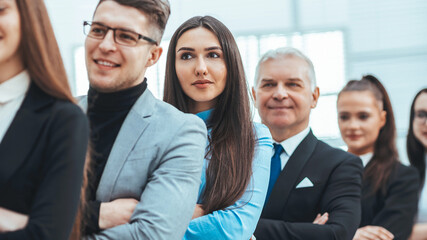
288,78,303,82
260,78,275,82
176,46,222,52
92,21,137,34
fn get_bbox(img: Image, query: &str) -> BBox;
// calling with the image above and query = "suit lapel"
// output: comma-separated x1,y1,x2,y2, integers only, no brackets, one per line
262,130,318,218
0,83,53,182
96,90,155,201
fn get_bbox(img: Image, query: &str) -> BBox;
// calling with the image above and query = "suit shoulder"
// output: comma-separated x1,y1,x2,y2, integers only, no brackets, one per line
396,162,419,174
151,98,206,128
51,99,87,120
46,100,89,136
315,140,363,167
394,163,420,182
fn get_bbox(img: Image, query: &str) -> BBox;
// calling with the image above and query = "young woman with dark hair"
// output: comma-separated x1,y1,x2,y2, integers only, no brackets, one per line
0,0,89,239
163,16,272,239
407,88,427,240
337,75,419,240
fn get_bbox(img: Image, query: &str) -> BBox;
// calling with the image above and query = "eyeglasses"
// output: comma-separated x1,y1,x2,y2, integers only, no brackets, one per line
415,110,427,124
83,21,158,46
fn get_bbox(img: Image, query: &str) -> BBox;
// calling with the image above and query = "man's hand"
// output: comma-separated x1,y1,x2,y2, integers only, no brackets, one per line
353,226,394,240
99,198,138,229
409,223,427,240
313,212,329,225
191,204,205,219
0,207,29,232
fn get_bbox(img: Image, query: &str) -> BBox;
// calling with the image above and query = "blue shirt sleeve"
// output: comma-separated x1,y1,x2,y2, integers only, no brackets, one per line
183,123,272,240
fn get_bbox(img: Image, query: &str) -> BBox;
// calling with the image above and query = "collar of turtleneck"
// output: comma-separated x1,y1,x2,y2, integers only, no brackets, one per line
88,79,147,112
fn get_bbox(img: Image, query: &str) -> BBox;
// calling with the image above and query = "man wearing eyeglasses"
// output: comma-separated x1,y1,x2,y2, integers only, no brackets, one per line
79,1,207,239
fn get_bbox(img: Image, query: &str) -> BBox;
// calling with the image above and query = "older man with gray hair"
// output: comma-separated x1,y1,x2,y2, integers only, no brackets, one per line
252,47,363,240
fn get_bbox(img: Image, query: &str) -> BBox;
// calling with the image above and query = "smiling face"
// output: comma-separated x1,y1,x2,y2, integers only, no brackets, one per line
413,92,427,148
0,0,23,83
337,90,387,156
85,0,162,93
252,56,319,141
174,27,227,113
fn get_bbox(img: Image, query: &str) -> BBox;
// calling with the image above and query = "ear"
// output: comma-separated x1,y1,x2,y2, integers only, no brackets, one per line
252,87,257,108
310,87,320,109
380,110,387,128
145,46,163,68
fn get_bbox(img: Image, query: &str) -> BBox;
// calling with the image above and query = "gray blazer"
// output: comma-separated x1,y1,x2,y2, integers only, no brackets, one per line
80,89,207,240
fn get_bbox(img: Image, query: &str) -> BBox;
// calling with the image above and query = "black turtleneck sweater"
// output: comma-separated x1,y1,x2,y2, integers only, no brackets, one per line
84,80,147,234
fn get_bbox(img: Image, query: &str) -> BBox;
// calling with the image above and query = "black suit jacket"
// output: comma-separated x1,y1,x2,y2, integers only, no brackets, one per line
0,83,89,240
255,131,363,240
360,163,419,240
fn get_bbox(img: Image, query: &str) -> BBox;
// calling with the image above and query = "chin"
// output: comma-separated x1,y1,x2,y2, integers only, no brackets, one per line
89,80,116,92
267,119,295,130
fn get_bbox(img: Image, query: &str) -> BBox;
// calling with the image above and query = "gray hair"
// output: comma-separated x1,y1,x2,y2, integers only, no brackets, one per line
253,47,317,92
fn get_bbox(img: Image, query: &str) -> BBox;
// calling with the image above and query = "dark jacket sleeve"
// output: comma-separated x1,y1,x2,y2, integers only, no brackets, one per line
371,165,420,240
0,103,89,240
83,200,102,235
255,155,363,240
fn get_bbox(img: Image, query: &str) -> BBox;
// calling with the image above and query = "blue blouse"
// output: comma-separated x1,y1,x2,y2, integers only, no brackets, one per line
183,109,273,240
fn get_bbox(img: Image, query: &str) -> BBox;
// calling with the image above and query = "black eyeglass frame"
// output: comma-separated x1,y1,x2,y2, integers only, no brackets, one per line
83,21,158,46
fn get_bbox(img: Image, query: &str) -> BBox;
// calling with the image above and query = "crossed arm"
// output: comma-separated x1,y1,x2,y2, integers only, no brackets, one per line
354,166,420,240
255,156,363,240
0,105,88,240
85,117,207,240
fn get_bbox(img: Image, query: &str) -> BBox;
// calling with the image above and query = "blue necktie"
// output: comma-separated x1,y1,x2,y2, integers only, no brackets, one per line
266,143,284,202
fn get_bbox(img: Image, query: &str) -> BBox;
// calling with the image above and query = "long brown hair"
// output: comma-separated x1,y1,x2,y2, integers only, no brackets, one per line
407,88,427,190
163,16,255,214
338,75,399,194
16,0,74,103
15,0,89,239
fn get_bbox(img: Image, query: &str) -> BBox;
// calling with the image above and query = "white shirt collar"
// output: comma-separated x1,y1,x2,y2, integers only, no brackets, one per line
275,126,311,157
0,70,31,105
359,152,373,167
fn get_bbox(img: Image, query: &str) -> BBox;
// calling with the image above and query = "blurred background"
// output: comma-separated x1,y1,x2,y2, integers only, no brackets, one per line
44,0,427,163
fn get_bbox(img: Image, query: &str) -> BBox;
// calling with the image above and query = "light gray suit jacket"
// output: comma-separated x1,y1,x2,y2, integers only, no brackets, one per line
79,89,207,240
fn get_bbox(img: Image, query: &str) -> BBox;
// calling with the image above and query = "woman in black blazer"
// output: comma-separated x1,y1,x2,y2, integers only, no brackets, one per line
337,75,420,240
0,0,88,239
407,88,427,240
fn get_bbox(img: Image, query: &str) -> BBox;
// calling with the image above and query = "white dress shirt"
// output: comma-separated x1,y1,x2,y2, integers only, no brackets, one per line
0,70,31,143
274,126,311,170
359,152,373,167
417,154,427,223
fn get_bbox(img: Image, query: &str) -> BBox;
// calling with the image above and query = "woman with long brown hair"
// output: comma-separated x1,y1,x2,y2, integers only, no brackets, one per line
0,0,88,239
337,75,419,240
163,16,272,239
407,88,427,240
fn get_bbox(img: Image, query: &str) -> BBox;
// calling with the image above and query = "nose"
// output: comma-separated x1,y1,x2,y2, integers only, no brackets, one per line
272,84,289,100
347,118,360,130
195,57,208,76
98,30,117,53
